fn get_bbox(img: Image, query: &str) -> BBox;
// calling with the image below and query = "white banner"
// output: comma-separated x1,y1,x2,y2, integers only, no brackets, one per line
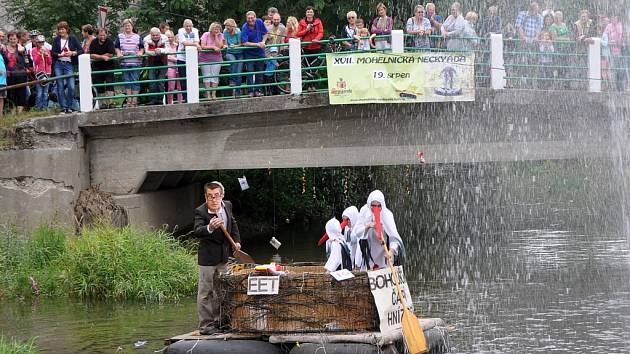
367,266,414,334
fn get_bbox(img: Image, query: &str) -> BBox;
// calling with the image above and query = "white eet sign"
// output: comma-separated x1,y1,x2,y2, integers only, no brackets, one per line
367,266,414,334
247,276,280,295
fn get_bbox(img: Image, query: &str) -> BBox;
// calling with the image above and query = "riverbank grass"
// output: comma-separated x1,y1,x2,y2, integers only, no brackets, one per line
0,336,40,354
0,223,197,301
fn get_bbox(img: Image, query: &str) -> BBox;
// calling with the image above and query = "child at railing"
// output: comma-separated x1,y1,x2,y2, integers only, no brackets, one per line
31,35,52,110
354,21,375,50
538,30,555,89
164,30,182,104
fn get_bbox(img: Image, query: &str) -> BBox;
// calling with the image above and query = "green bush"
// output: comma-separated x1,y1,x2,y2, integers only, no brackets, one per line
63,224,197,302
0,223,197,302
0,336,40,354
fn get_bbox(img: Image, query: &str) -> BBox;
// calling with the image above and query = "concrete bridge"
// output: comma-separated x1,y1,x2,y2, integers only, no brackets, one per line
1,89,628,231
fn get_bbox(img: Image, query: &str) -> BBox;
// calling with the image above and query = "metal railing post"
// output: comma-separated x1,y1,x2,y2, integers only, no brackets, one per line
490,33,506,90
391,30,404,53
289,38,302,95
78,54,93,112
588,37,602,93
185,46,200,103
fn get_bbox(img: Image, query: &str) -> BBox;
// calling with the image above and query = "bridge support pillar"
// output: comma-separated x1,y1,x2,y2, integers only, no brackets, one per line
490,33,505,90
588,38,602,93
78,54,93,112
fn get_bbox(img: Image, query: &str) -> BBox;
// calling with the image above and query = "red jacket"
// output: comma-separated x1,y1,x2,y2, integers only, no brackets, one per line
31,47,52,75
296,18,324,50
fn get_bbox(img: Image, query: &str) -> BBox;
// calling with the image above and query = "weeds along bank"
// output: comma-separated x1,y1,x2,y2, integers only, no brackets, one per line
0,336,40,354
0,223,197,301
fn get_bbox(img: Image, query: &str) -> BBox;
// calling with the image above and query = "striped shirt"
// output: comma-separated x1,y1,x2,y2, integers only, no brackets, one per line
115,33,143,66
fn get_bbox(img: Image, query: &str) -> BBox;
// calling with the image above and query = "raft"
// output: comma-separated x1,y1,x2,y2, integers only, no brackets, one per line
164,263,452,353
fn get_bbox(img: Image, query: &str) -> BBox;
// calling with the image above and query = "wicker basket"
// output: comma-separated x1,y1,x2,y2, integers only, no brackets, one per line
218,262,379,333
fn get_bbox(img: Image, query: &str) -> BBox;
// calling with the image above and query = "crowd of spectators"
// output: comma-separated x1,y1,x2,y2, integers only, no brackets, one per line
0,1,629,115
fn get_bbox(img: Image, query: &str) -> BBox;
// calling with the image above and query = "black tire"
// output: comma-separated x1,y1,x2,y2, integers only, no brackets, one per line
165,339,285,354
274,60,291,94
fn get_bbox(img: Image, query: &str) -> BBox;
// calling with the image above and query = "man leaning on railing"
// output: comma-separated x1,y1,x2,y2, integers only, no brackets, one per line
143,27,168,105
514,2,543,89
89,28,116,109
264,12,286,96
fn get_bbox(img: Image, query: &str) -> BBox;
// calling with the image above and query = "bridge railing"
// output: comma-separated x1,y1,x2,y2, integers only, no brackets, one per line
77,31,610,112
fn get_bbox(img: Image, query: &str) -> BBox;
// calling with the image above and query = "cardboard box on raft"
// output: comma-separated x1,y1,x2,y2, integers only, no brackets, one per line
218,262,380,333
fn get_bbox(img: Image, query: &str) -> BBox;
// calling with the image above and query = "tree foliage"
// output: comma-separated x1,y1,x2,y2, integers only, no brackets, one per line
7,0,130,36
6,0,623,39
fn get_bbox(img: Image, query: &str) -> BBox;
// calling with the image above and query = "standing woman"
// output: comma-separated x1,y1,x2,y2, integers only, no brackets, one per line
223,19,243,97
603,16,623,91
406,5,432,50
4,31,30,114
52,21,82,113
284,16,299,43
296,6,324,57
371,3,393,50
199,22,224,100
81,24,95,54
176,19,200,102
115,19,144,107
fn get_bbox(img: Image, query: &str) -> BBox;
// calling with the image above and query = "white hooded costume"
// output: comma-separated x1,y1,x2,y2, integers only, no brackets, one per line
353,190,406,271
341,206,360,264
324,218,352,272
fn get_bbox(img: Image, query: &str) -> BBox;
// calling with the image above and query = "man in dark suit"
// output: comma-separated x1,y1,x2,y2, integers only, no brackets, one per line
193,181,241,335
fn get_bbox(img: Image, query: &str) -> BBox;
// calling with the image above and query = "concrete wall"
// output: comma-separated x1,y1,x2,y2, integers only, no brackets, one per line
0,115,89,231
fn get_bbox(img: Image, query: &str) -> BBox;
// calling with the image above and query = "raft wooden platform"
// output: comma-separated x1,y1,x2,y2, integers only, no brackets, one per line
166,317,450,346
165,332,262,344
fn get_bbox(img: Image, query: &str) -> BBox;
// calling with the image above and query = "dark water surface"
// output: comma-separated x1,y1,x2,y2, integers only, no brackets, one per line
3,161,630,353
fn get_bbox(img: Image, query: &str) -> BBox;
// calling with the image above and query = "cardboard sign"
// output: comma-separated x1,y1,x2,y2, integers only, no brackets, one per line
238,176,249,191
367,266,414,334
269,237,281,250
247,276,280,295
330,269,355,281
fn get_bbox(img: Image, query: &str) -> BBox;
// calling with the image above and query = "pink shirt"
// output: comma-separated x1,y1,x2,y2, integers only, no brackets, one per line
199,32,224,62
31,47,52,75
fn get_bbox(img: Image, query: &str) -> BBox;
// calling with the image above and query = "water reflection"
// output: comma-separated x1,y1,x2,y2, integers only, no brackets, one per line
415,228,630,353
0,299,196,353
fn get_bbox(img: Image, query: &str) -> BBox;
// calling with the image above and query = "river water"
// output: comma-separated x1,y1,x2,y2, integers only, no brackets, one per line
2,161,630,353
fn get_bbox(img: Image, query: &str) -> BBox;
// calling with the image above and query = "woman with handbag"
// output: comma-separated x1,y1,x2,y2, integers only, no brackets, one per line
52,21,82,114
4,31,29,114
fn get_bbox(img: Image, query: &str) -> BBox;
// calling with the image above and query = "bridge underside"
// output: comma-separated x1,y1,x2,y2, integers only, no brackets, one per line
81,90,622,196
